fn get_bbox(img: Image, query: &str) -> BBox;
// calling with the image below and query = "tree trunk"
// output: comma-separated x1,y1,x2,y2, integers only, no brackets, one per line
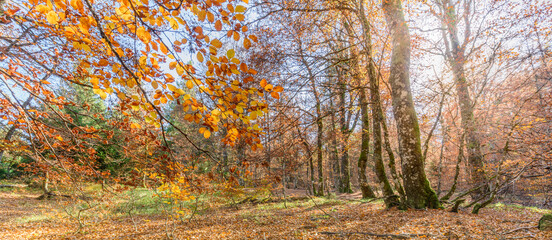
338,77,352,193
358,88,377,199
299,40,324,196
382,0,440,209
316,111,324,196
357,0,398,206
330,100,341,191
440,0,487,198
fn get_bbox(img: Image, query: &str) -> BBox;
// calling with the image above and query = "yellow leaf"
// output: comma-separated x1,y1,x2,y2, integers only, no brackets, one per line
207,12,214,22
55,135,64,141
260,79,267,88
167,84,177,92
93,88,107,100
160,43,168,54
175,88,186,95
47,11,59,24
90,77,99,86
235,5,246,12
198,10,206,21
211,39,222,48
236,106,243,113
137,26,151,43
227,49,235,59
70,0,83,11
197,52,204,62
176,65,184,76
186,80,193,89
203,130,211,139
235,14,245,21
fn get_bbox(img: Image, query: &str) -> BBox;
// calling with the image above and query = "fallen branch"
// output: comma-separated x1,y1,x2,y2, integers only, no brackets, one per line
319,231,439,239
502,226,537,235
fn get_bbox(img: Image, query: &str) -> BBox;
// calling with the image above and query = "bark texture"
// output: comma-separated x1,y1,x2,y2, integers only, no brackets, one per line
358,0,398,207
358,88,377,199
381,0,440,209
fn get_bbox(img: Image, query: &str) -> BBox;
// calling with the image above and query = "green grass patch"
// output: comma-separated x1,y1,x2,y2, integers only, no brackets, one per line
112,188,166,216
491,202,552,214
16,214,53,223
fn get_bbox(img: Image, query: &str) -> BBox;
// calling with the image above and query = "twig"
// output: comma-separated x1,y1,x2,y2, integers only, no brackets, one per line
306,194,338,221
319,231,441,239
502,226,537,235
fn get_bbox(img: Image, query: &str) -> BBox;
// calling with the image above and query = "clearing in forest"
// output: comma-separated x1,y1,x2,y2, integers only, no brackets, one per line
0,186,551,239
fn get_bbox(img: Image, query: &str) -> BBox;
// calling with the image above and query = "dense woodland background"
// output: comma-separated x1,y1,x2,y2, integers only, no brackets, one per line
1,0,552,238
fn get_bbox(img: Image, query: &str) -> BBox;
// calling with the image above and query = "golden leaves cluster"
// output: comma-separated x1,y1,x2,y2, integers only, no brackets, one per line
21,0,283,146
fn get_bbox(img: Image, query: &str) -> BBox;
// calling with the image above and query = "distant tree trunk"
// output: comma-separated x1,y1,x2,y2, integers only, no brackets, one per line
440,0,488,198
297,127,316,195
358,88,377,199
382,0,440,209
236,140,246,186
338,76,352,193
436,117,447,195
330,100,341,191
300,41,325,197
381,105,405,198
315,109,324,196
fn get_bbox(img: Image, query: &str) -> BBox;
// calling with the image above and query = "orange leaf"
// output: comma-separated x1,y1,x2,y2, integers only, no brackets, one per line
235,14,245,21
98,59,109,66
274,85,284,92
270,92,280,99
197,52,204,62
243,38,251,49
211,39,222,48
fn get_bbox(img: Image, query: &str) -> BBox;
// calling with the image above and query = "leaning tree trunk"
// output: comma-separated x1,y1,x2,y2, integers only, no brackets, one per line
357,0,398,207
342,14,378,197
382,0,440,209
299,41,324,196
440,0,487,198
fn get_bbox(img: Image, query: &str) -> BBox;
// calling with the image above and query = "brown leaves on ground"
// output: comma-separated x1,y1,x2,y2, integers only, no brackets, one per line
0,190,551,239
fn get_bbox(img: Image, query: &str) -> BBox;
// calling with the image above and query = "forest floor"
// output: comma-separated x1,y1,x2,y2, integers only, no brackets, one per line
0,184,551,239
